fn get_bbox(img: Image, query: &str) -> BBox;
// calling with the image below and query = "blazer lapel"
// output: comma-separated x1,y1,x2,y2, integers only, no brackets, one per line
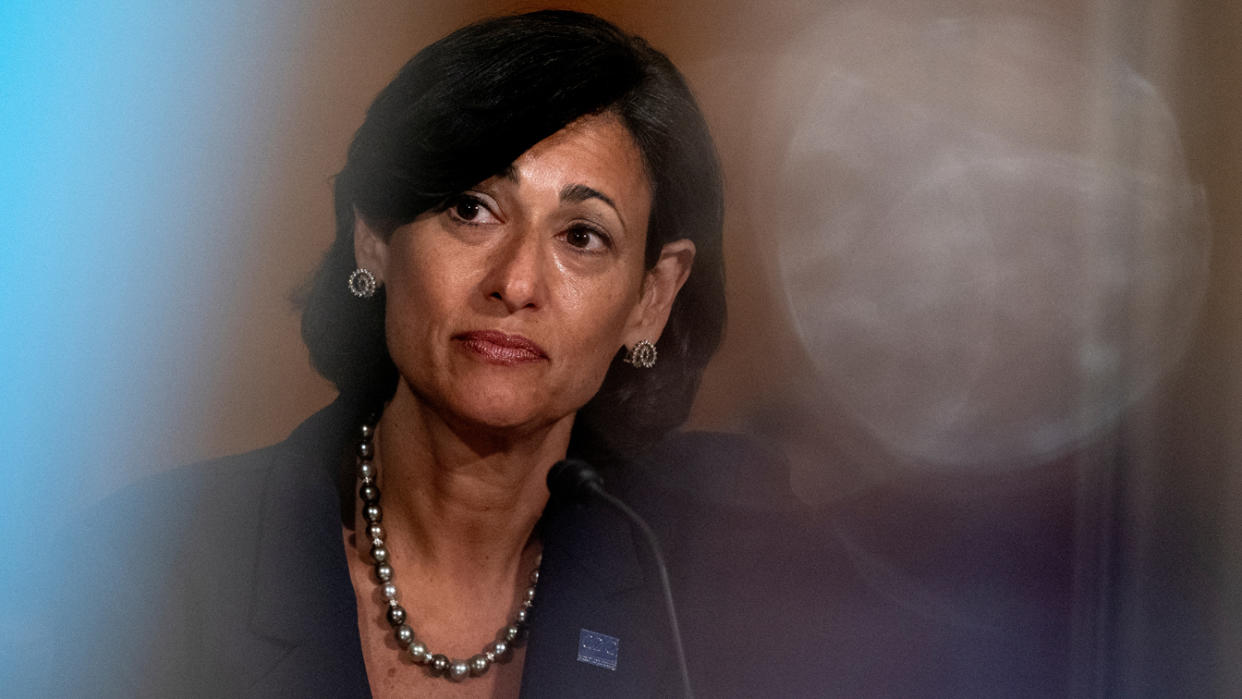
246,402,371,697
520,498,678,697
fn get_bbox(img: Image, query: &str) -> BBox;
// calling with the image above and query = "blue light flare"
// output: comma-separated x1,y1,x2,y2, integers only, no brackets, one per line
1,1,296,686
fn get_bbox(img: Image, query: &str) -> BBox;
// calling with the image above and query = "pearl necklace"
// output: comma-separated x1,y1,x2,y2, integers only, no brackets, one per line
354,419,541,682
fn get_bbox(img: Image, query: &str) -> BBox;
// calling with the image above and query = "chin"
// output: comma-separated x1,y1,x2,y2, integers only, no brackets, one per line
444,388,569,435
401,370,587,438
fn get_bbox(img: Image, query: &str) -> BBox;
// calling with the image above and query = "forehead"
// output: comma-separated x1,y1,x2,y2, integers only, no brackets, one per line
505,113,652,210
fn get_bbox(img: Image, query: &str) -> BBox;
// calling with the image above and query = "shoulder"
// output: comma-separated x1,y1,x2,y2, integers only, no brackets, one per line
49,447,289,690
66,429,323,574
604,432,835,695
622,430,800,514
81,395,358,545
91,444,282,527
46,399,360,696
595,431,1077,696
77,394,356,527
612,430,807,574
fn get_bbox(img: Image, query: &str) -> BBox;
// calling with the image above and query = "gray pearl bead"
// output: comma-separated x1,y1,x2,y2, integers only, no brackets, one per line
395,624,413,646
358,461,376,480
366,523,384,542
431,654,450,675
449,659,469,681
489,640,508,660
515,607,528,624
386,604,406,626
530,568,539,584
524,586,537,602
503,625,519,643
359,483,380,504
363,504,382,523
381,582,398,601
370,544,389,564
408,642,429,663
469,654,489,676
360,423,373,440
375,563,393,582
357,442,372,459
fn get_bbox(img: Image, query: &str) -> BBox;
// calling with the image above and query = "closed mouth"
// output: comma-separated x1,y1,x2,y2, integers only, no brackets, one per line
454,330,548,364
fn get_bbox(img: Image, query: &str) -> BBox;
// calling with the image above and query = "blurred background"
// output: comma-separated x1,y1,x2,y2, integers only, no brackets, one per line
2,0,1237,694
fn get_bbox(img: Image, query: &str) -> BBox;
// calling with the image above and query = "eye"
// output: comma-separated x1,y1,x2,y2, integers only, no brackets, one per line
562,224,612,253
445,193,499,225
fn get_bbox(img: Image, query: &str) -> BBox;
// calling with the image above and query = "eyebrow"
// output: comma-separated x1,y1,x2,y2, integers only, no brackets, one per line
562,183,628,233
494,166,626,230
560,183,618,213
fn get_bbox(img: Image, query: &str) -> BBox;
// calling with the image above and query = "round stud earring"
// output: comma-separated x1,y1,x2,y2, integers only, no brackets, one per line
348,268,379,298
623,339,657,369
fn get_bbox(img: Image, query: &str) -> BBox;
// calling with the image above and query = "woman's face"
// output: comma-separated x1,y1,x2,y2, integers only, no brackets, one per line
357,113,693,435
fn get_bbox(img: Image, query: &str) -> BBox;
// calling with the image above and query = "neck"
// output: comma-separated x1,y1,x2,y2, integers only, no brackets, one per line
360,382,571,587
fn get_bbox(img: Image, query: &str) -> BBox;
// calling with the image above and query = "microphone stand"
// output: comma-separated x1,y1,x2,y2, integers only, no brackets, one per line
547,460,695,699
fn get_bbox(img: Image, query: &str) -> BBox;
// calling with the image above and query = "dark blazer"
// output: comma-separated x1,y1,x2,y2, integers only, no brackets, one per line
48,398,1073,697
46,399,816,697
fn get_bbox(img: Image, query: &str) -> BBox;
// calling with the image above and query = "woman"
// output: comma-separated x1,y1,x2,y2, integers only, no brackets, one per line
296,8,724,696
45,11,1079,698
52,10,785,699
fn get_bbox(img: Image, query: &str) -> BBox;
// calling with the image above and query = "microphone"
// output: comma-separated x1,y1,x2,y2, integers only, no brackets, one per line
546,458,607,502
547,460,694,699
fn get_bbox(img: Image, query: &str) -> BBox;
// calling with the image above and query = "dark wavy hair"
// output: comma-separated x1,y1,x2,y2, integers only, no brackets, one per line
300,10,724,463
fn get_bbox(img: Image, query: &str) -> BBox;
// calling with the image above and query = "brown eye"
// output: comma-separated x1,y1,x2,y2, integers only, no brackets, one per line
445,193,499,225
453,196,481,221
566,228,592,248
561,224,611,253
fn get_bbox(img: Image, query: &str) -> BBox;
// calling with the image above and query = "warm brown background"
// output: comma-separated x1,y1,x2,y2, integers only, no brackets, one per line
181,0,838,471
68,1,1239,693
159,0,1242,487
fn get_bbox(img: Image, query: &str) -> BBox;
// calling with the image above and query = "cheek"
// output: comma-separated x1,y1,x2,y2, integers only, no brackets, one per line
559,283,637,375
384,268,430,338
381,250,457,366
385,235,465,326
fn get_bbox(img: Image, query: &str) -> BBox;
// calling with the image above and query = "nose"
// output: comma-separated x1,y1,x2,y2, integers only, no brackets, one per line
484,227,546,313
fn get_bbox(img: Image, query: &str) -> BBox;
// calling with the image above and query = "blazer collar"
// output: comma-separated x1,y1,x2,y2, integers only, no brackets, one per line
249,397,360,646
520,497,679,696
541,497,646,595
246,397,665,696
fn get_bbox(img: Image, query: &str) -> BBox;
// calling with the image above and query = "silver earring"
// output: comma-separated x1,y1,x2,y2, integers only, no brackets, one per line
348,268,378,298
623,339,657,369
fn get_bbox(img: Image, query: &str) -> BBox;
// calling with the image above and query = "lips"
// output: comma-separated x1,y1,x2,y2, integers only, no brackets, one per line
454,330,548,365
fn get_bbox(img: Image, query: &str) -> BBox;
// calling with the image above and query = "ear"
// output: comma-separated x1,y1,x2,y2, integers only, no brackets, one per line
624,238,696,348
353,209,391,283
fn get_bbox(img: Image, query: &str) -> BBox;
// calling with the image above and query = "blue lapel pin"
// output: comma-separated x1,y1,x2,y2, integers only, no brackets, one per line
577,628,620,671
